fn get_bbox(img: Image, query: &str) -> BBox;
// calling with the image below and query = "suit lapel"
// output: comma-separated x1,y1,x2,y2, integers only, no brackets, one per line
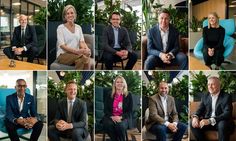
63,100,68,120
167,26,172,51
13,93,20,113
215,92,222,111
156,94,165,114
166,96,171,115
156,25,163,50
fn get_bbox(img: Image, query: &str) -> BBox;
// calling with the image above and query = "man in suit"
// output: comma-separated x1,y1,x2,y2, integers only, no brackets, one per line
48,80,88,141
102,12,137,70
145,81,187,141
3,14,38,63
4,79,43,141
191,76,234,141
144,9,188,70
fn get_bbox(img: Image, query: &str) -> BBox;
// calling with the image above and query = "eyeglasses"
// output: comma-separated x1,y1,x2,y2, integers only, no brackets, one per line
112,18,120,20
16,85,27,88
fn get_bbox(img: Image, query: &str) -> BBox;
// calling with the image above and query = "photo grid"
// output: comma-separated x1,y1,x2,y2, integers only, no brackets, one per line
0,0,236,141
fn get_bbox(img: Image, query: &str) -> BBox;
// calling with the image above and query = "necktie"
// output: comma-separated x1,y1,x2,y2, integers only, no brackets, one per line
67,100,73,122
21,28,25,46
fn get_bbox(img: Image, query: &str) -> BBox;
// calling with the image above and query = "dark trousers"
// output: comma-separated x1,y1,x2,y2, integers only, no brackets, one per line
144,52,188,70
203,46,225,66
48,125,86,141
103,117,128,141
191,120,233,141
103,50,137,70
3,46,38,63
149,122,187,141
4,119,43,141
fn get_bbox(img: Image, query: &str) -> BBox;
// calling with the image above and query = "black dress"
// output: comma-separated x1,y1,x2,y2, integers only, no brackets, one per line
202,25,225,66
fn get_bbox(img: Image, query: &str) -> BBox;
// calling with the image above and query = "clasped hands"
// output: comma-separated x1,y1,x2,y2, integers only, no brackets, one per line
56,120,73,131
111,116,122,123
192,117,210,128
76,47,91,57
116,50,128,59
17,117,37,129
208,48,214,57
167,123,178,133
13,47,24,55
160,52,173,64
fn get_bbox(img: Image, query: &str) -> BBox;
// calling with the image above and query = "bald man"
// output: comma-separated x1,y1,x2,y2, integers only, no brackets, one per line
191,76,234,141
3,14,38,63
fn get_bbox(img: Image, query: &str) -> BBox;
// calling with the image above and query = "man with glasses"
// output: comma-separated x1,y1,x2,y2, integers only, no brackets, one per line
3,14,38,63
102,12,137,70
4,79,43,141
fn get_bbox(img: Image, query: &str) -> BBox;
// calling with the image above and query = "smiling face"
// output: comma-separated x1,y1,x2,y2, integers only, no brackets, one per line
65,7,76,23
19,15,27,28
15,79,27,96
110,14,121,28
207,78,220,95
115,78,124,91
208,14,218,27
65,83,77,100
158,12,170,30
159,82,169,96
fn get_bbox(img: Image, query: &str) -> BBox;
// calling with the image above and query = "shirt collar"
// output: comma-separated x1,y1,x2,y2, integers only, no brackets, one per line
159,94,167,100
112,25,120,30
159,25,169,33
67,98,75,103
211,91,220,97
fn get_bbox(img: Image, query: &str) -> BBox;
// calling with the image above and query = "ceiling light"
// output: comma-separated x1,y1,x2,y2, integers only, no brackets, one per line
12,2,21,6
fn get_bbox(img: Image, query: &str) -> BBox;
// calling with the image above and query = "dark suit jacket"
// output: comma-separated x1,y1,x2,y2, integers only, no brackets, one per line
54,98,87,131
103,25,132,54
147,24,179,57
12,24,37,50
5,93,38,123
145,94,178,130
103,92,133,128
194,91,233,123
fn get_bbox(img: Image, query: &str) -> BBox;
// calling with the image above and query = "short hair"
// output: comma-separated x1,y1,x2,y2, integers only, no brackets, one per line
62,5,77,23
158,8,170,16
65,80,77,90
208,12,220,28
158,81,168,87
16,79,26,84
207,76,221,86
19,14,27,21
109,11,121,20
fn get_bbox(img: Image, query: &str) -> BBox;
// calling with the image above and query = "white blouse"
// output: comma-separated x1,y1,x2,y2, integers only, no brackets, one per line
56,24,84,57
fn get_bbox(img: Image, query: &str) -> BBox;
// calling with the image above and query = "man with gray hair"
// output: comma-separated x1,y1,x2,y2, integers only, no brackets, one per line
3,14,38,63
191,76,234,141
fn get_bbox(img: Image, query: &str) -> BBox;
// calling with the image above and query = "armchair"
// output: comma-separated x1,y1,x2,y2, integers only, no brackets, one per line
193,19,235,63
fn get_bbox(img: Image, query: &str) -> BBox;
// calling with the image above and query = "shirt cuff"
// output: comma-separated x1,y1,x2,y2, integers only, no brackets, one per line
192,115,199,119
209,118,216,126
12,46,16,51
23,46,27,51
173,122,178,126
164,121,170,127
168,52,175,59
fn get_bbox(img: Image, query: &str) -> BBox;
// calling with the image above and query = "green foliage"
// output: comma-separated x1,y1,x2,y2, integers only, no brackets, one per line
190,16,201,32
152,71,170,85
95,71,141,95
170,75,188,101
33,7,47,26
0,85,7,88
219,71,236,94
190,71,209,96
142,80,157,97
48,0,93,25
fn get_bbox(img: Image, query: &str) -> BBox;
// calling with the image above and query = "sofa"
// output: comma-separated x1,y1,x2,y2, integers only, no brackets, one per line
190,101,236,141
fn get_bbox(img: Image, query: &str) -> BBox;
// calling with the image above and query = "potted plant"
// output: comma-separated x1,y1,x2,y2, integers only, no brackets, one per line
33,7,47,26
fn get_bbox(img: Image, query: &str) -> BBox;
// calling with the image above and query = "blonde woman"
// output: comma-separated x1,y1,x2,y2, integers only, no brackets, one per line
56,5,91,70
103,76,133,141
203,12,225,70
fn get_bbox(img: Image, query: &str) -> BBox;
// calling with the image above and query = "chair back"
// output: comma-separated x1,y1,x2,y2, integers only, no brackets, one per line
34,25,46,57
202,19,235,36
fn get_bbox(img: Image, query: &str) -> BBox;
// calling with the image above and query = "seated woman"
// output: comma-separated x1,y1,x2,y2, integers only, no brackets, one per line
203,12,225,70
103,76,133,141
56,5,91,70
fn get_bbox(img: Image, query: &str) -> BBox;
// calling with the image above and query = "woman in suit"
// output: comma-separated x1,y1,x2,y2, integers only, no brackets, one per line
56,5,91,70
203,12,225,70
103,76,133,141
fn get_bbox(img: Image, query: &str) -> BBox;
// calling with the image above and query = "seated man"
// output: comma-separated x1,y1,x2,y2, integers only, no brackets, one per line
145,81,187,141
144,9,188,70
3,14,38,63
191,76,234,141
48,80,88,141
102,12,137,70
4,79,43,141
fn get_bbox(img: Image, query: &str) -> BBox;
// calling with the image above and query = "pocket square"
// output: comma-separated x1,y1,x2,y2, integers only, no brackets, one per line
28,102,31,104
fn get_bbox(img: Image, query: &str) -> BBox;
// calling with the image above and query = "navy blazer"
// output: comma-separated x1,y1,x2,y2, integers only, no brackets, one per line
11,24,37,50
103,25,132,54
195,91,233,123
147,24,179,57
54,98,87,130
5,93,37,123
